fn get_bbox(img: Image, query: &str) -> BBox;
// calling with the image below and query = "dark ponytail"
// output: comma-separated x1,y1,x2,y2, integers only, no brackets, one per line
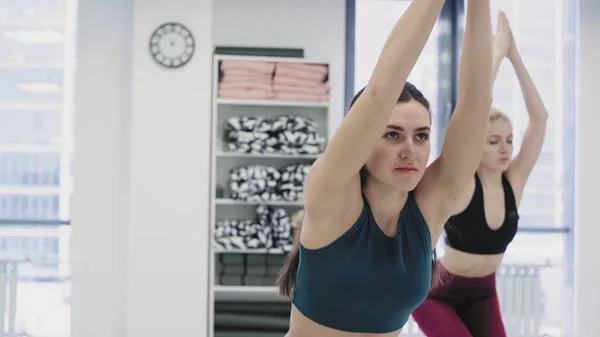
431,248,444,291
276,213,303,298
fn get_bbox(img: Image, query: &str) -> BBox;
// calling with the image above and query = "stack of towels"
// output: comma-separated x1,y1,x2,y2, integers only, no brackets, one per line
218,60,330,103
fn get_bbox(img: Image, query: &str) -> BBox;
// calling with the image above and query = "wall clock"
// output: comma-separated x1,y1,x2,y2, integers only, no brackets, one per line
149,22,195,69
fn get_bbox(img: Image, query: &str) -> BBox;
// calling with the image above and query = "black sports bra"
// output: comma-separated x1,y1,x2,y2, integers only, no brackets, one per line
444,173,519,255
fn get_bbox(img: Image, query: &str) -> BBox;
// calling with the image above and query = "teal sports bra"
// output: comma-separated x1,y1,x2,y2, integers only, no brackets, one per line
292,192,433,333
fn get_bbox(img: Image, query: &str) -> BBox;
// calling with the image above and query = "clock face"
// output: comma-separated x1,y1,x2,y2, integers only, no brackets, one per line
149,22,195,69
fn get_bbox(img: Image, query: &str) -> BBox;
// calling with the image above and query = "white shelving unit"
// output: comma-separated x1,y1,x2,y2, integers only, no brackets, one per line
208,54,331,334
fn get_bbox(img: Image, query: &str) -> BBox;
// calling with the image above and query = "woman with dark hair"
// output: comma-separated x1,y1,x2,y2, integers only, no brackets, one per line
277,0,494,335
412,13,548,337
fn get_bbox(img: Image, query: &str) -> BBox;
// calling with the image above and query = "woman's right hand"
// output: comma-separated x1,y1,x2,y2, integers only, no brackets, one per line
505,17,521,62
493,11,510,59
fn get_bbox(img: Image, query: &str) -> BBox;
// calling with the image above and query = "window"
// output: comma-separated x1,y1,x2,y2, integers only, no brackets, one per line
0,0,76,336
349,0,576,335
480,0,573,232
479,1,577,332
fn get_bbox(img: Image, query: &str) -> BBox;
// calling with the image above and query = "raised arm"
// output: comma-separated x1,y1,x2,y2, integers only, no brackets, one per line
423,0,493,215
417,0,493,226
304,0,446,217
505,23,548,197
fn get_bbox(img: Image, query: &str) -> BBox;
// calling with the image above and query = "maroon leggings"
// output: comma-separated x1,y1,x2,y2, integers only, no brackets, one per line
412,270,506,337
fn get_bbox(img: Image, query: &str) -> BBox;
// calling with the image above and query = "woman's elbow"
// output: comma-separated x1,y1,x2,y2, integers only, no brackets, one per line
361,82,392,105
532,110,549,124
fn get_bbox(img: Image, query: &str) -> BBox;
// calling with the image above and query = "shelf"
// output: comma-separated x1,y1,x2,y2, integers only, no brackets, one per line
214,53,329,66
214,247,287,254
215,199,303,207
215,151,320,159
215,285,278,293
216,98,328,108
214,285,286,302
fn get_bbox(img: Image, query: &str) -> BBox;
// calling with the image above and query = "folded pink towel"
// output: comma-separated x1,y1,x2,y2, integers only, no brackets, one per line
275,91,329,102
275,66,327,82
219,88,275,100
221,74,273,84
276,62,328,75
273,75,329,88
222,69,272,77
220,81,273,92
220,60,275,75
273,83,329,95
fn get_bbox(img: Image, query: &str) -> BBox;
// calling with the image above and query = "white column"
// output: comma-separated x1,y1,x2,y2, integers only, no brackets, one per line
71,0,213,336
124,0,213,337
71,0,134,336
574,0,600,335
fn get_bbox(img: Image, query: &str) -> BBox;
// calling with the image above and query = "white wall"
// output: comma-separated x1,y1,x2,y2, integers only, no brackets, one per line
125,1,214,337
574,0,600,335
71,1,346,337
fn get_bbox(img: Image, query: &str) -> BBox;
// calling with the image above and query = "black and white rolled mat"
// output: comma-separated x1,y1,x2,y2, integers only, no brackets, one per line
229,165,281,201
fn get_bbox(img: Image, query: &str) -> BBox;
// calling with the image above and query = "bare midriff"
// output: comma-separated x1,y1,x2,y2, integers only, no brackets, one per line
441,246,504,278
284,304,403,337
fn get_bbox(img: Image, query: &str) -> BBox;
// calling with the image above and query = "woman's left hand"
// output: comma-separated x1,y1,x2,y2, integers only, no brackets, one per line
506,17,521,62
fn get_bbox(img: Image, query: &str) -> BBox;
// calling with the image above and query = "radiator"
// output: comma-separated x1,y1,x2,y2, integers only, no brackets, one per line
401,264,543,337
496,265,543,337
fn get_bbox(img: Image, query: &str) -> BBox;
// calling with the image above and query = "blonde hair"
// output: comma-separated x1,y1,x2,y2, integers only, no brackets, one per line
490,107,511,123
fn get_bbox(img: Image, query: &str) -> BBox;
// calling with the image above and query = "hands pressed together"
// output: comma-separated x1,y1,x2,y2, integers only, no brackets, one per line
493,11,520,63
